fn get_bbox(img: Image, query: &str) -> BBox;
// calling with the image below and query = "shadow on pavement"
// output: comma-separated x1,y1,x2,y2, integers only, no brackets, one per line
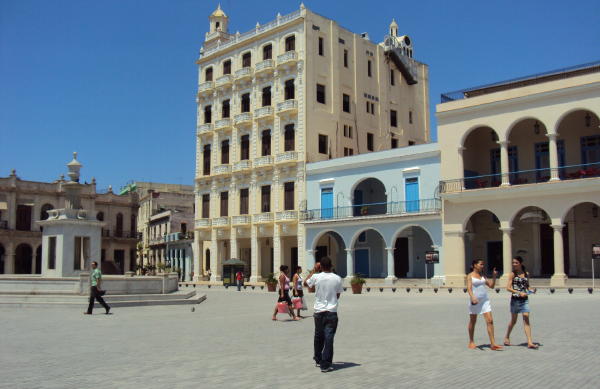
332,362,361,370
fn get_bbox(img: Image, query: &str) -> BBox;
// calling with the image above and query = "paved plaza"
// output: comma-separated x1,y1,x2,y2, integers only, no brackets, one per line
1,287,599,388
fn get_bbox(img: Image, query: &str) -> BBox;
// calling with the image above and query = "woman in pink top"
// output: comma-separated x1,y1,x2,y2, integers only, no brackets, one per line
272,265,299,321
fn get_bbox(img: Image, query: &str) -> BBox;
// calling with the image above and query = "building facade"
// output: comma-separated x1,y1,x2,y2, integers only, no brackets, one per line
0,170,139,275
302,143,442,284
194,4,430,282
437,62,600,287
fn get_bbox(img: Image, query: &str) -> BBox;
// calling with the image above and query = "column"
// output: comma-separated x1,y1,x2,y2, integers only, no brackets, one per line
210,229,221,282
442,231,466,286
568,222,577,276
499,227,513,283
547,133,560,181
230,227,238,260
551,224,567,286
305,249,315,272
407,232,414,278
250,225,262,282
273,224,282,273
498,140,510,186
193,231,202,281
385,247,396,284
532,224,541,275
345,248,354,282
457,147,465,190
5,243,15,274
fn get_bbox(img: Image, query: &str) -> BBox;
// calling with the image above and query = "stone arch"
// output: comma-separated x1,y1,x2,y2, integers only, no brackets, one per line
462,126,502,188
555,109,600,174
459,124,499,148
562,202,600,277
511,206,553,277
392,225,435,278
350,177,387,216
40,203,54,221
464,210,502,274
351,227,387,278
312,230,347,277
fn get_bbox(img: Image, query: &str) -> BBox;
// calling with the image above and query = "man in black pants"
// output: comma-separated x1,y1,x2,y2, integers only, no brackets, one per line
84,261,110,315
304,257,343,372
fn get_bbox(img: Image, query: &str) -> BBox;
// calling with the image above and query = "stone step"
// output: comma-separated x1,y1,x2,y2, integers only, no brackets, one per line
0,292,206,307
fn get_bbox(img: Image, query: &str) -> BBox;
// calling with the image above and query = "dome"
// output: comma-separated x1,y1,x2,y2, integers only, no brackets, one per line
211,4,227,18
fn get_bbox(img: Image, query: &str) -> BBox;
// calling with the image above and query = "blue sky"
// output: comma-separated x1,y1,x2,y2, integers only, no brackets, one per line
1,0,598,191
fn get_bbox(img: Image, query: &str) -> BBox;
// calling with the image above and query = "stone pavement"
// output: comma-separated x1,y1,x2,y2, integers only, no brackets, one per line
1,287,599,389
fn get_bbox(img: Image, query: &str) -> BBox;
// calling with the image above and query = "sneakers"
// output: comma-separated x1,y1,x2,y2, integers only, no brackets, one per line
105,307,111,315
313,358,321,367
320,366,334,373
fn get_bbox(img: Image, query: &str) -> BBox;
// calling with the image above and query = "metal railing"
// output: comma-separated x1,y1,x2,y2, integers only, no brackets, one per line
440,162,600,193
301,198,441,221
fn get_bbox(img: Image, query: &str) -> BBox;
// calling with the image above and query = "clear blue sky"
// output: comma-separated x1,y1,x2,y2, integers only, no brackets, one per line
1,0,599,191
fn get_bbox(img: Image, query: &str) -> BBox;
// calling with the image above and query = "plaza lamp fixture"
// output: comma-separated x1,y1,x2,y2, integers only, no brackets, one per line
533,121,540,135
585,112,592,128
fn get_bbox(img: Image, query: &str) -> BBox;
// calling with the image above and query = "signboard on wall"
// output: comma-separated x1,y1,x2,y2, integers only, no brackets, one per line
593,244,600,260
425,251,439,264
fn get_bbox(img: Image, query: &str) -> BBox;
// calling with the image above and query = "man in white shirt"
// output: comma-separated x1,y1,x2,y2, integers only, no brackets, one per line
304,256,343,373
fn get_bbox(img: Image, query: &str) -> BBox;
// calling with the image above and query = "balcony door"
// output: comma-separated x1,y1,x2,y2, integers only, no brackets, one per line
321,188,333,219
405,177,420,212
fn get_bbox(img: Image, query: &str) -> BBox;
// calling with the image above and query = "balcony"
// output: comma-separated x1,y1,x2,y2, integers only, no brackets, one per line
215,118,232,131
233,160,252,172
212,216,230,227
254,212,273,224
301,199,442,222
439,162,600,194
275,151,298,165
275,210,298,222
213,164,231,176
215,75,233,89
277,51,298,67
277,100,298,115
195,219,211,229
255,59,274,75
254,155,273,168
254,106,274,120
196,123,213,136
232,215,251,225
197,81,214,96
234,112,253,126
235,67,253,82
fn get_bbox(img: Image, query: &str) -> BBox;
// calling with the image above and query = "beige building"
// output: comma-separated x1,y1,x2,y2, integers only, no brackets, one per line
437,62,600,287
193,5,430,282
0,170,139,275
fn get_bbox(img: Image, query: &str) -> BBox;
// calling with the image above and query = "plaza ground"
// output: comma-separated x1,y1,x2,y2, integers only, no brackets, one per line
1,287,599,388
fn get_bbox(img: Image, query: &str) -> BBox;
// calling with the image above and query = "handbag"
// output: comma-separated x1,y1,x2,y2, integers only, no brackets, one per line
277,302,289,313
292,297,302,309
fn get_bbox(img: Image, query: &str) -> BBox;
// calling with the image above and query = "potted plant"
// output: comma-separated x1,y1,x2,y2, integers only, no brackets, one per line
350,273,366,294
265,272,278,292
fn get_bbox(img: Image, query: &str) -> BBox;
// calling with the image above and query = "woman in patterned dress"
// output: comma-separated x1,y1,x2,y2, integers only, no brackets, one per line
504,256,538,349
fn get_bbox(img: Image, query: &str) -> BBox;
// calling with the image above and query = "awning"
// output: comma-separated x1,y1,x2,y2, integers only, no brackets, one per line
222,258,246,266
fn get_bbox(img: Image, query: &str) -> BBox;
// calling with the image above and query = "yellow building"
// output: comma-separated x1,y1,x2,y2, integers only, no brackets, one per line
437,62,600,287
194,5,430,282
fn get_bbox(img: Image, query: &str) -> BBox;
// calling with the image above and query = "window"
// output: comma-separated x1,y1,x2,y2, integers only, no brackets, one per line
366,101,370,113
223,60,231,75
242,52,251,68
285,79,295,100
349,148,354,156
261,130,271,156
343,49,348,67
204,105,212,123
205,67,213,82
40,204,53,221
391,138,398,149
220,192,228,217
390,69,395,86
222,99,230,118
116,213,123,237
318,134,328,154
408,140,416,146
96,212,104,221
344,147,349,156
131,214,136,233
316,84,326,104
261,185,271,212
262,86,271,107
284,182,294,210
239,188,249,215
409,110,413,124
581,135,600,165
367,60,372,77
263,44,272,60
284,124,295,151
241,93,250,112
201,194,210,218
390,110,397,127
221,139,229,164
367,133,374,151
48,236,56,269
348,126,353,138
240,135,250,160
318,37,324,56
285,35,295,52
203,144,211,175
342,94,350,113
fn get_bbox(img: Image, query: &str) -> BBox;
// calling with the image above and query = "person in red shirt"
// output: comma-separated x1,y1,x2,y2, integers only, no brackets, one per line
236,270,244,291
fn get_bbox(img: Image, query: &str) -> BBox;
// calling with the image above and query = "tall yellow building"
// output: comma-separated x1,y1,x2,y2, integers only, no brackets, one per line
193,4,430,282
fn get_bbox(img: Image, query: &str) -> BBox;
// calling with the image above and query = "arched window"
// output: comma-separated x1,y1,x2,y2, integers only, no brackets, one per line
40,204,54,220
284,124,295,151
223,60,231,75
116,213,123,238
96,212,104,221
242,52,251,68
285,35,295,52
263,44,272,60
205,67,213,82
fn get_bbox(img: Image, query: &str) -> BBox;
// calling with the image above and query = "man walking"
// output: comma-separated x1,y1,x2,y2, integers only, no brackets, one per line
85,261,111,315
236,270,244,291
304,257,343,373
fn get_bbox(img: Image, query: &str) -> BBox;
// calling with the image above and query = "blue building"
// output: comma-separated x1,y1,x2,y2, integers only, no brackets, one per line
301,143,443,284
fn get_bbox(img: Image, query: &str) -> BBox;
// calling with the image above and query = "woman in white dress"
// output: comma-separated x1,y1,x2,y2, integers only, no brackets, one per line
467,259,503,350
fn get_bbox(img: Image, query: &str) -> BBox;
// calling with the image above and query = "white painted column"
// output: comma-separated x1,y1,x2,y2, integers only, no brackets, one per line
551,224,567,286
230,227,238,260
500,227,513,282
273,224,282,273
568,221,577,276
385,247,396,284
210,229,221,282
407,233,414,277
498,141,510,186
532,224,541,276
442,231,466,286
345,248,354,281
250,225,261,282
193,231,202,281
305,249,315,271
547,133,560,181
458,147,465,190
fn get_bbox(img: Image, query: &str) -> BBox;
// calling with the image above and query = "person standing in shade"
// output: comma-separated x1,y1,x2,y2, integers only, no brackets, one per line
85,261,110,315
304,257,343,373
467,259,501,350
504,256,538,349
292,266,305,318
236,270,244,291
